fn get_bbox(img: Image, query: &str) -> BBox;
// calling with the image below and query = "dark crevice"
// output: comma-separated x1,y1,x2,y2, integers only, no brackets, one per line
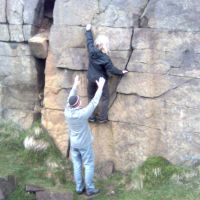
30,0,55,121
117,78,195,100
109,24,134,110
5,0,11,41
125,28,134,70
139,0,151,28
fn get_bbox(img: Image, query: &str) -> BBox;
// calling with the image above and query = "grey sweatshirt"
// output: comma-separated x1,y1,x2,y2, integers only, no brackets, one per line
64,83,103,149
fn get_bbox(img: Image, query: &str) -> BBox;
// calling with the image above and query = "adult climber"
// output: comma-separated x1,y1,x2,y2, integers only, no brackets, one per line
64,75,105,196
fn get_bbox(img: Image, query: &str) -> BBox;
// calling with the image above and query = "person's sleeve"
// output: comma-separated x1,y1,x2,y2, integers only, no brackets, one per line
80,87,103,119
105,58,124,76
85,30,95,54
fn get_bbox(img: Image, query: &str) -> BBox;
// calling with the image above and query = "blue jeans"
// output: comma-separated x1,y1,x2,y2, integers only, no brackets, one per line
70,144,95,192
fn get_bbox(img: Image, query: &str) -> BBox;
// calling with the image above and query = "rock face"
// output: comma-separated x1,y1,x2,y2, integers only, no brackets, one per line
41,0,200,171
1,0,200,171
0,176,17,200
0,0,46,129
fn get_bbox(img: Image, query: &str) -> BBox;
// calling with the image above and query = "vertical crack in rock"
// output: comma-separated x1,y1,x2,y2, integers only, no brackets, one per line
125,27,134,70
97,0,113,14
31,0,55,119
109,24,134,109
139,0,151,28
21,1,25,41
5,0,11,41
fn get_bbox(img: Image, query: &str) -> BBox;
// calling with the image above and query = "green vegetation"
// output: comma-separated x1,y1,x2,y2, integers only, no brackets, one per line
0,121,200,200
139,156,180,188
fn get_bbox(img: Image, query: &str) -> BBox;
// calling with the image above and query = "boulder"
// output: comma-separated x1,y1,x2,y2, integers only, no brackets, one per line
29,32,49,59
0,176,17,200
23,25,39,42
26,185,44,193
36,191,73,200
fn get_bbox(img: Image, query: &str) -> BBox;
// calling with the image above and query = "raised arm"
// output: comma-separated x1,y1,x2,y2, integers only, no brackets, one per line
67,75,80,102
81,77,105,119
85,24,95,54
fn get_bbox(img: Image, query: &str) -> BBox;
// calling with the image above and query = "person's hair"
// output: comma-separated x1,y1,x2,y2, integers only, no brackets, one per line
94,34,110,54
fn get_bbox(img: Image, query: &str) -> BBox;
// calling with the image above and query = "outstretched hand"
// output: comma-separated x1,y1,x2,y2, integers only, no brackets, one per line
86,24,92,31
96,77,105,90
122,70,128,74
74,75,80,88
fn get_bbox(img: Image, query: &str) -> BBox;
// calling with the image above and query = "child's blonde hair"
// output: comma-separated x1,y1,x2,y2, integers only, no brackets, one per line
94,34,110,55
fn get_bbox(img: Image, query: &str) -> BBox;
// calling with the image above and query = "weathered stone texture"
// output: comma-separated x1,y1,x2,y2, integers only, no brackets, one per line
0,0,44,127
0,25,10,41
0,0,199,171
0,42,31,56
117,72,192,97
36,191,73,200
129,28,200,77
41,108,68,154
93,0,149,27
141,0,200,31
9,25,25,42
49,26,132,56
0,0,6,23
54,0,98,25
57,49,129,71
23,25,39,42
23,0,45,25
41,0,200,171
0,176,17,200
7,0,24,24
3,109,36,129
112,122,161,170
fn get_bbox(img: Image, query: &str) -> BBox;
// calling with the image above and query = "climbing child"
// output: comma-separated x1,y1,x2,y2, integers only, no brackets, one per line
85,24,128,123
